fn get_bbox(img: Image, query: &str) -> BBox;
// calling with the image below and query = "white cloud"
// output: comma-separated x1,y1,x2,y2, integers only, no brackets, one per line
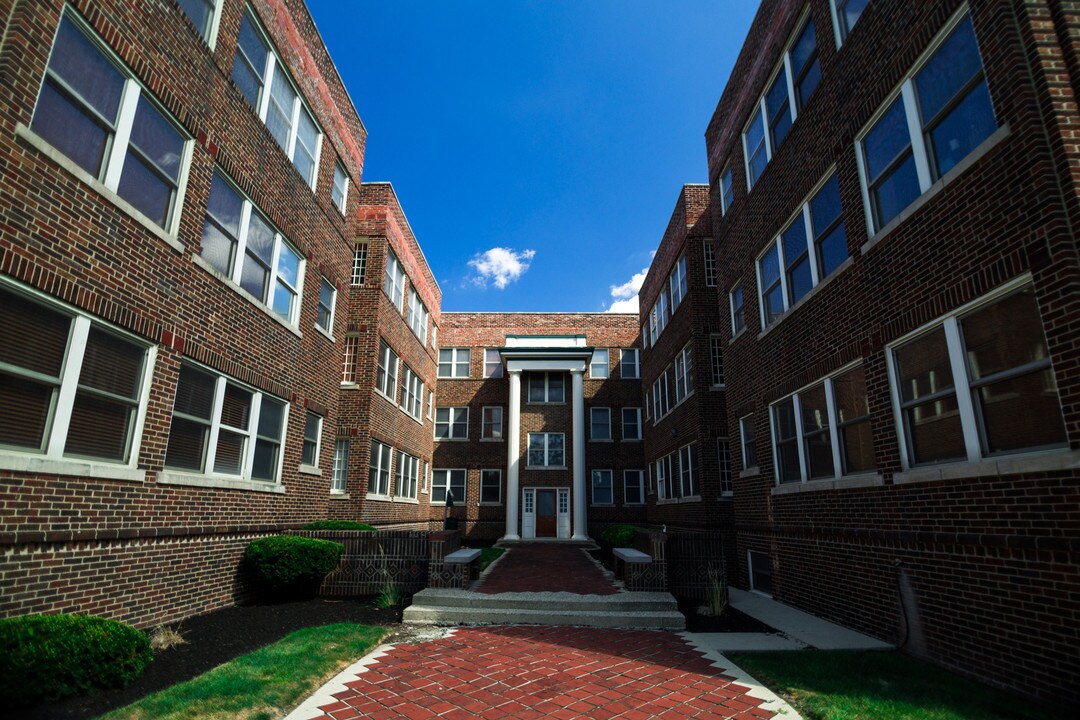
607,296,639,313
468,247,536,289
605,265,649,314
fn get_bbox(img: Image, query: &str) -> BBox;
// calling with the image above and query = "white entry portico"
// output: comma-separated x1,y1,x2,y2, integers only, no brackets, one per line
500,335,592,542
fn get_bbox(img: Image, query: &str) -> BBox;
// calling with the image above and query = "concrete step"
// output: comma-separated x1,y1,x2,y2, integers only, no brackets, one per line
410,588,677,612
403,604,686,630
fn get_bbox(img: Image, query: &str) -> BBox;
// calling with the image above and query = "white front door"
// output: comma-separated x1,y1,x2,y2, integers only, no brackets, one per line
521,487,571,539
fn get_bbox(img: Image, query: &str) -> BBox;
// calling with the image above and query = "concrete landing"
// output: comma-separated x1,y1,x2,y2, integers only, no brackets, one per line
727,588,893,650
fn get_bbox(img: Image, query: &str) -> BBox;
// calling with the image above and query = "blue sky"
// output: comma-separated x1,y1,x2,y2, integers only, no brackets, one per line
306,1,759,313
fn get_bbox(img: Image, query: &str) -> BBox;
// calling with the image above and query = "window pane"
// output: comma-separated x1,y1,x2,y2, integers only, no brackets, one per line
528,374,544,402
79,327,142,399
251,439,278,481
872,153,920,229
219,383,251,429
549,374,564,402
164,416,208,470
800,385,834,479
895,328,954,404
234,12,268,107
48,18,124,122
245,212,275,264
213,429,245,474
117,152,172,227
962,288,1049,380
65,392,132,461
840,0,869,38
760,243,780,287
128,96,184,181
834,366,869,423
173,364,215,419
817,224,848,279
764,286,785,325
258,398,285,439
766,73,791,148
0,287,71,377
977,371,1066,453
810,175,841,232
267,70,296,152
798,58,821,108
177,0,213,37
864,98,911,181
927,80,996,178
907,395,966,464
791,20,820,106
745,109,764,153
0,376,53,450
32,81,111,176
207,174,243,231
842,420,875,473
915,18,984,123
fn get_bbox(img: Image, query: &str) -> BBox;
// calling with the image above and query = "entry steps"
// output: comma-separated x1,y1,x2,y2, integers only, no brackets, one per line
404,588,685,630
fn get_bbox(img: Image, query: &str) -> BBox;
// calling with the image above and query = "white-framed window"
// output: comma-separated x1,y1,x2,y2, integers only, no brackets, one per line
655,452,676,500
375,339,398,400
644,393,651,421
673,343,694,404
0,282,154,466
669,255,688,312
590,349,609,379
730,284,746,336
384,248,406,312
331,437,348,493
622,407,642,441
200,170,303,323
395,450,419,500
427,390,434,420
830,0,868,47
406,289,429,343
316,277,336,333
351,242,368,285
399,364,423,420
887,279,1065,468
341,333,359,384
769,362,876,484
857,8,996,234
32,12,192,234
434,407,468,440
423,461,429,493
438,348,470,378
481,406,503,440
484,348,503,378
621,349,640,379
748,549,773,595
649,289,670,343
652,366,672,421
703,240,717,287
480,469,501,504
527,372,564,403
431,323,437,350
177,0,221,44
623,470,645,505
718,439,733,496
301,411,322,467
743,11,821,189
527,432,564,467
591,469,614,505
331,160,349,214
679,442,699,498
720,167,735,215
232,6,321,187
709,335,725,387
165,362,287,482
590,407,612,441
368,440,392,496
740,414,758,469
432,468,466,504
641,322,650,350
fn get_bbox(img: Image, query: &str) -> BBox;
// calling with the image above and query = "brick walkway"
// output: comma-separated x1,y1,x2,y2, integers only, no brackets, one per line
304,626,778,720
475,545,618,595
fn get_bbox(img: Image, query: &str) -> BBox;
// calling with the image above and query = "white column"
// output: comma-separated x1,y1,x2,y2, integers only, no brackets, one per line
503,369,522,540
571,369,589,541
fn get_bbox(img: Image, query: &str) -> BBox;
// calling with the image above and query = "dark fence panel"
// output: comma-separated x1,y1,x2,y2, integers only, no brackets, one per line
298,530,430,596
667,531,727,601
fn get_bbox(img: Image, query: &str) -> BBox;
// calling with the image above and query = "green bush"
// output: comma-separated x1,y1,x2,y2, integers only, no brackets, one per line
303,520,376,531
244,535,344,594
0,614,152,706
599,524,646,548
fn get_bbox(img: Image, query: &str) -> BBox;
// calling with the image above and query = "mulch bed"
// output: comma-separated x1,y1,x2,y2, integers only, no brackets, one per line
12,597,403,720
677,597,779,633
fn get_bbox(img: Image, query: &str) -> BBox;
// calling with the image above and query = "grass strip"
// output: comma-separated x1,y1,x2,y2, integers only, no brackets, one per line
731,651,1046,720
98,623,387,720
478,546,506,572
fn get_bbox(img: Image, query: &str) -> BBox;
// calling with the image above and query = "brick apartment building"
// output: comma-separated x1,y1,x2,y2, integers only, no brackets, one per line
704,0,1080,703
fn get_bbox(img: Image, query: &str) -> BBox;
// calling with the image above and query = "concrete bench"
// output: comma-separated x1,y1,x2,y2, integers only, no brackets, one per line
613,547,666,592
444,548,481,564
613,548,651,564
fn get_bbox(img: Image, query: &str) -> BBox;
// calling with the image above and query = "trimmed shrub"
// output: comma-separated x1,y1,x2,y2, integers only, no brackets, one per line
0,614,153,706
303,520,376,531
244,535,344,594
599,524,646,548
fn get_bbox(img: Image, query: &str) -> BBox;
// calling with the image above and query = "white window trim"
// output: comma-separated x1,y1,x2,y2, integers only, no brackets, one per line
710,334,725,388
300,411,323,472
331,437,349,494
341,333,359,385
526,371,565,404
384,248,406,313
434,406,469,441
623,469,646,505
367,440,393,499
740,414,758,471
621,407,642,442
678,442,701,500
718,438,733,497
431,467,466,506
315,276,336,338
590,348,610,379
481,406,504,441
393,450,419,501
177,0,225,50
438,347,470,378
527,432,566,469
719,167,734,216
374,339,399,404
828,0,866,49
484,348,504,378
331,160,349,215
620,348,640,379
590,407,612,442
730,282,746,338
479,468,502,505
399,364,424,422
351,240,368,286
590,469,614,506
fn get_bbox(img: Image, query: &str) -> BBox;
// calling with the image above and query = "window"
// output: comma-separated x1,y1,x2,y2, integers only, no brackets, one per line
720,168,735,215
740,415,758,469
0,283,151,465
165,362,286,482
651,366,672,420
351,242,368,285
399,364,423,420
642,322,650,350
649,289,670,343
718,439,733,496
730,284,746,335
710,335,725,387
679,443,699,498
809,175,847,281
744,108,769,189
432,468,466,504
703,240,717,287
431,324,437,350
624,470,645,505
232,7,321,187
790,18,821,110
427,390,433,420
177,0,217,41
31,14,190,231
480,469,501,504
407,289,429,343
316,277,335,333
622,407,642,441
368,440,391,496
527,372,564,403
200,170,303,323
889,281,1065,467
527,432,564,467
749,550,774,595
621,349,640,379
395,451,418,500
655,453,676,500
481,407,503,440
384,248,406,312
591,470,613,505
435,407,468,440
484,349,504,378
858,11,996,233
830,0,868,46
301,411,322,467
590,407,612,441
375,339,398,400
438,348,470,378
331,438,348,493
341,334,359,384
673,344,694,404
331,161,348,213
669,256,688,312
591,349,609,379
834,365,875,474
423,461,429,493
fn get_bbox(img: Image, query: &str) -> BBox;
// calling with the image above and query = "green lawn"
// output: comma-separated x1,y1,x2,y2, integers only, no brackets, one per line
98,623,386,720
731,651,1048,720
478,546,506,572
